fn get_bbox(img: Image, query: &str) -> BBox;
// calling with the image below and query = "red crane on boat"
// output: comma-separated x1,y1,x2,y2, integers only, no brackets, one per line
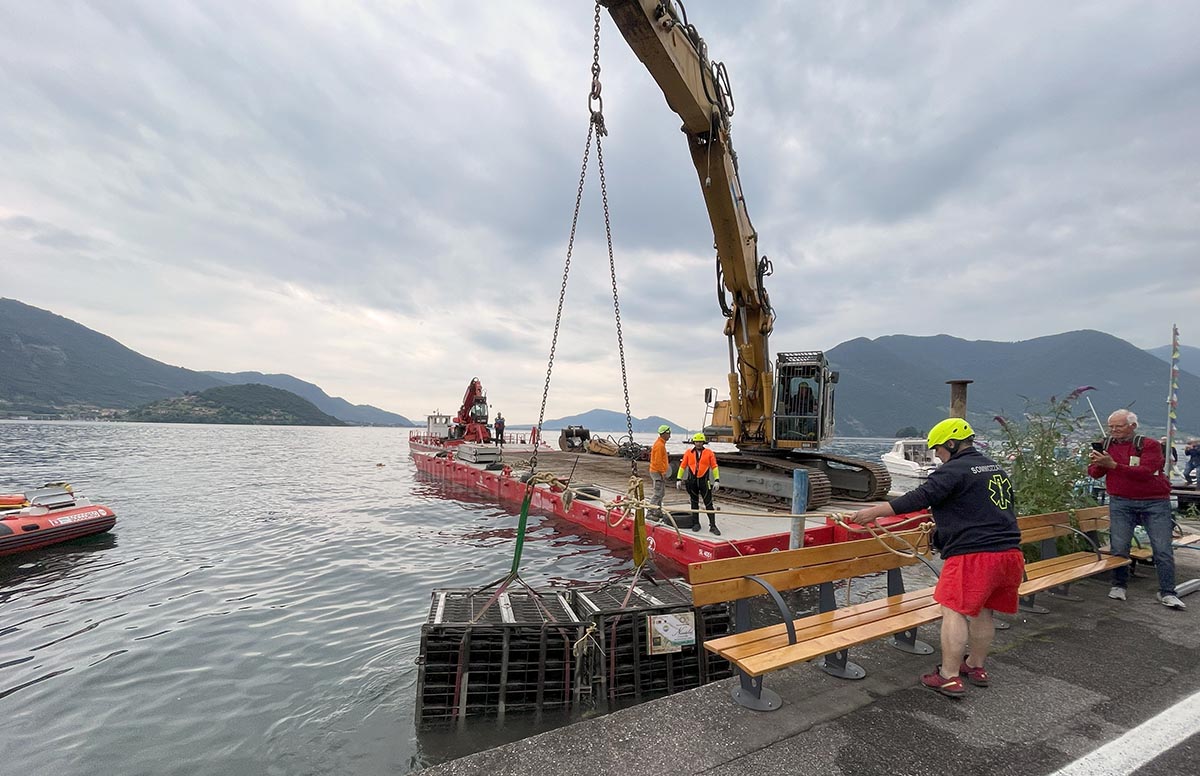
451,378,492,443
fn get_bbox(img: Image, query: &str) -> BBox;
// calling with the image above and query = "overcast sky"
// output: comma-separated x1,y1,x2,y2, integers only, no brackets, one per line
2,1,1198,423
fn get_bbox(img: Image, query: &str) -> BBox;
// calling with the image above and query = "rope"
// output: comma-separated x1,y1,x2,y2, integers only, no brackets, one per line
828,513,935,559
572,622,599,658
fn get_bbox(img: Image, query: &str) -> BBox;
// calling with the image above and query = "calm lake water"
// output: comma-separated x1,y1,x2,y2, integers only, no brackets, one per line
0,422,898,775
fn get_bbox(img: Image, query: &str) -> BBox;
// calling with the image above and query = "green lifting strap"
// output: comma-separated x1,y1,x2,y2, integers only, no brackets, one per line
509,485,535,576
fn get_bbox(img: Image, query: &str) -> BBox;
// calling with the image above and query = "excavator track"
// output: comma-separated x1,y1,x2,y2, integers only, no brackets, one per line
787,452,893,502
717,454,834,509
718,452,890,510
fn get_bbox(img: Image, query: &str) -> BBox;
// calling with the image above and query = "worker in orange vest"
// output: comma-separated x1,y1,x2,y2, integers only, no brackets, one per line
676,432,721,535
648,425,672,516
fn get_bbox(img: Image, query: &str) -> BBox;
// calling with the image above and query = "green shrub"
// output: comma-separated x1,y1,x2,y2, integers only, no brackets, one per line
991,387,1100,560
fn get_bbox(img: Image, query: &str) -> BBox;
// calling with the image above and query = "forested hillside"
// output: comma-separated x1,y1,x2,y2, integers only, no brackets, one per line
125,384,345,426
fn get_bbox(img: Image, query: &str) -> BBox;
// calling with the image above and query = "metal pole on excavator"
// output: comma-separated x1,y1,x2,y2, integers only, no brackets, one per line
947,379,973,419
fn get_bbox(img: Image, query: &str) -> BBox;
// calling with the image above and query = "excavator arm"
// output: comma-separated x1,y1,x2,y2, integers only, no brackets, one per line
452,378,491,443
602,0,776,445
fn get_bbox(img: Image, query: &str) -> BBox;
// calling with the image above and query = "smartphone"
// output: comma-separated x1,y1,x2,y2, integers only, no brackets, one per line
1091,442,1105,453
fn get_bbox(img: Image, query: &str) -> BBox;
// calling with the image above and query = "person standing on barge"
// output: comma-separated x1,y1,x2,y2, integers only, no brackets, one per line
648,425,672,517
849,418,1024,699
676,432,721,535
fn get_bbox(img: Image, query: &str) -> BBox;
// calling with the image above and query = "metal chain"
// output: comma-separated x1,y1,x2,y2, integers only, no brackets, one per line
533,3,636,477
531,119,593,475
595,125,637,476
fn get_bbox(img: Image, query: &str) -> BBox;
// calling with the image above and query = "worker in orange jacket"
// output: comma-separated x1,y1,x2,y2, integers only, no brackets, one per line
648,425,672,516
676,432,721,535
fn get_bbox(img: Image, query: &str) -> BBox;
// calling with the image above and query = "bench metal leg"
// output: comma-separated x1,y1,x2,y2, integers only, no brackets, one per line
730,670,782,711
1047,582,1084,602
814,582,865,678
890,627,933,655
1019,593,1050,614
819,649,866,680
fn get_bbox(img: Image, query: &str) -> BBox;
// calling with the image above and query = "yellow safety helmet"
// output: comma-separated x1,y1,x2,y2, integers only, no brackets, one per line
692,432,707,443
658,424,672,434
926,418,975,449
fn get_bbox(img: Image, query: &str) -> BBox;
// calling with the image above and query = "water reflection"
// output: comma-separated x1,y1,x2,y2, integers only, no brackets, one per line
0,422,897,775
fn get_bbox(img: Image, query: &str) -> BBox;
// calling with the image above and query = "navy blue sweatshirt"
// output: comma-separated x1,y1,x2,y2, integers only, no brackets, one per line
888,447,1020,558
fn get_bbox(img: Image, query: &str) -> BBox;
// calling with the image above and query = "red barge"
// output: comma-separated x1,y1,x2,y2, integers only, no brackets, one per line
0,483,117,556
410,444,919,575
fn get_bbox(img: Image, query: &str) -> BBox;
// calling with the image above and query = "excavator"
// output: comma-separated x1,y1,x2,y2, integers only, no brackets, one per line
602,0,890,508
450,378,492,443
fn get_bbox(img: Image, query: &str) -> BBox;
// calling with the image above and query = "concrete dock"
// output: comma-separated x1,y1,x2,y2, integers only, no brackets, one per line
416,522,1200,776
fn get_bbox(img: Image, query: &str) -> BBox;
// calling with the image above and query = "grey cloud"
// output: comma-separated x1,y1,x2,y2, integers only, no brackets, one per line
1,215,105,252
1,1,1196,419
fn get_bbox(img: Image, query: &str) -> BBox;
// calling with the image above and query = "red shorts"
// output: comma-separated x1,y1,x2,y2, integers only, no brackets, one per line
934,548,1025,616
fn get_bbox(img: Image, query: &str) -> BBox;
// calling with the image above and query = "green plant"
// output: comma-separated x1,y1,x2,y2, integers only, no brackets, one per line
992,387,1100,560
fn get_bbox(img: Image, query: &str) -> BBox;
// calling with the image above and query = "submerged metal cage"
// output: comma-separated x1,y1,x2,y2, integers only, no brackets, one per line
572,579,733,709
416,588,583,723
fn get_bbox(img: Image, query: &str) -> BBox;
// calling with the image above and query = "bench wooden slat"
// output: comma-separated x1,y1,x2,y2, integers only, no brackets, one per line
1015,506,1109,531
688,530,931,584
1020,517,1109,544
733,603,945,677
692,551,920,607
713,589,938,662
702,588,940,653
1019,556,1129,595
1024,552,1109,580
1130,534,1200,561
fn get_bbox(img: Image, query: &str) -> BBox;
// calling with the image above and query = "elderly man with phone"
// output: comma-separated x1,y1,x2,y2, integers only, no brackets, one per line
1088,409,1185,609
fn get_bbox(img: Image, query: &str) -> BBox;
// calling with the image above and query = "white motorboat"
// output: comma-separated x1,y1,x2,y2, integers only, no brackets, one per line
881,439,940,479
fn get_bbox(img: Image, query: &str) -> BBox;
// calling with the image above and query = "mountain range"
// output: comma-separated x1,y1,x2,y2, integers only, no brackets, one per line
3,298,1196,437
533,409,685,435
0,298,412,425
827,331,1199,437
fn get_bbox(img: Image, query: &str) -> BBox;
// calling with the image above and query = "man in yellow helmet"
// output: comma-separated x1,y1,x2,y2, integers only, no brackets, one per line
676,432,721,535
849,418,1022,699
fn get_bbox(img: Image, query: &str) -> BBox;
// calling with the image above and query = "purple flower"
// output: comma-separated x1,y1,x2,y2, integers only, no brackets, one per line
1066,386,1096,402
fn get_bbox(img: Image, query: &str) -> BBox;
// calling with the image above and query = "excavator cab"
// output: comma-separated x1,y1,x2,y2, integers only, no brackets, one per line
773,352,837,449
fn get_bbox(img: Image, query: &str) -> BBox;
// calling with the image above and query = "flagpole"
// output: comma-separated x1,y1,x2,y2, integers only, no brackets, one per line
1167,324,1180,478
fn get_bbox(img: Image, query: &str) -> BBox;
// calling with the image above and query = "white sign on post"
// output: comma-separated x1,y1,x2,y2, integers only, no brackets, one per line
646,611,696,655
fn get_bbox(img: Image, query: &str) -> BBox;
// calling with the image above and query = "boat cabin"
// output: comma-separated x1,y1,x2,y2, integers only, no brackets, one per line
425,413,452,439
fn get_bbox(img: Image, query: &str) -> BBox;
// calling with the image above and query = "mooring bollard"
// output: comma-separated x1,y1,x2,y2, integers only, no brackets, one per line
790,469,810,549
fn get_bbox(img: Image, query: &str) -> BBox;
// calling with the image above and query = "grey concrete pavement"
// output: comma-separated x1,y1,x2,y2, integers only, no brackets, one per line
417,534,1200,776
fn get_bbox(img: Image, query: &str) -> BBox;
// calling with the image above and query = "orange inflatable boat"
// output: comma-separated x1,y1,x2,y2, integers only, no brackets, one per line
0,483,117,556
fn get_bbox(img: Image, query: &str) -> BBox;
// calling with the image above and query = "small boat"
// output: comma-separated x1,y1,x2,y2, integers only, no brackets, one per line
0,483,117,556
881,439,940,479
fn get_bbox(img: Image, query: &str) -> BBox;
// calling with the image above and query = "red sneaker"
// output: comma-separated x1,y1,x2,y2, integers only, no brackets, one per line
920,667,966,698
958,662,990,687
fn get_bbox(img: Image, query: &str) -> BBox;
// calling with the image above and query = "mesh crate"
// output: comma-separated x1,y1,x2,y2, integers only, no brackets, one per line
572,578,733,708
416,587,583,723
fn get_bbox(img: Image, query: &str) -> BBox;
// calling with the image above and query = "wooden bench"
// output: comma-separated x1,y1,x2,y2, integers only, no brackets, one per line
1129,532,1200,563
1016,506,1129,612
689,528,940,711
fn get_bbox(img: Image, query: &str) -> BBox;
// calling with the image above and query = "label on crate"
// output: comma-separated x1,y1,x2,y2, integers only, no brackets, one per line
646,612,696,654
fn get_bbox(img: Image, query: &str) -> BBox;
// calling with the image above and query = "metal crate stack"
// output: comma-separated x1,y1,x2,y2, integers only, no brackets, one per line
572,578,733,708
416,587,583,723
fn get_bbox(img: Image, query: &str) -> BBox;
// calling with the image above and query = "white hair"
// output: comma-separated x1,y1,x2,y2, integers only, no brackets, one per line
1108,409,1138,426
